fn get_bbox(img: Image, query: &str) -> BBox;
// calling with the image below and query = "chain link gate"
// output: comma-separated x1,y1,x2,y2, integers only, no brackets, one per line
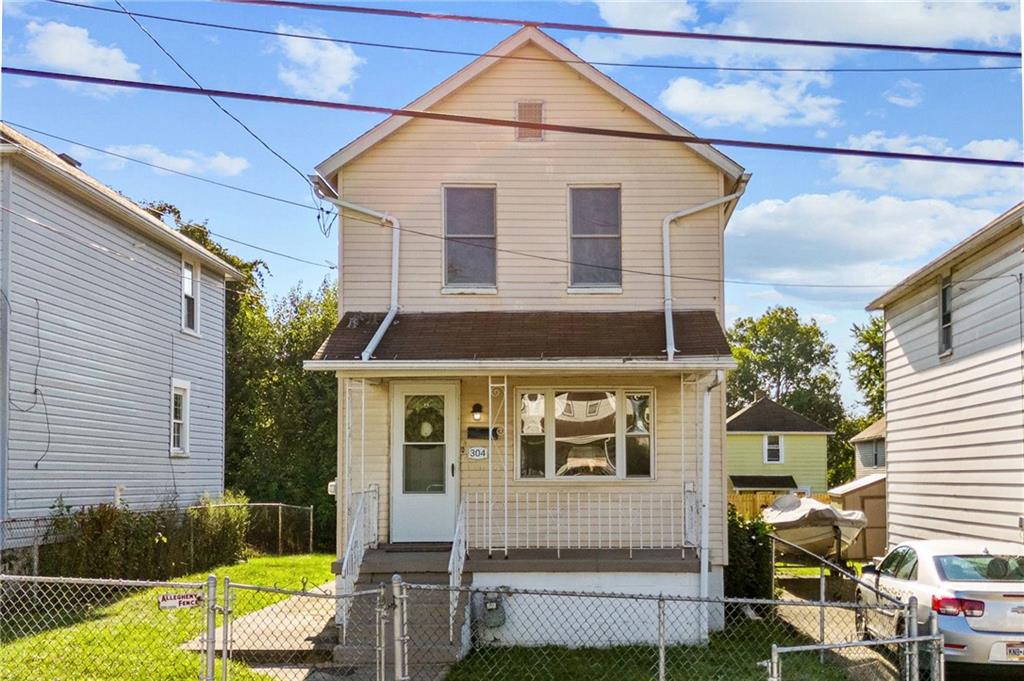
218,578,385,681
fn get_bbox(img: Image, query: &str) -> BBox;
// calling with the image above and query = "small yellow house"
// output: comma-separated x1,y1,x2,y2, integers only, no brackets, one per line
726,396,831,495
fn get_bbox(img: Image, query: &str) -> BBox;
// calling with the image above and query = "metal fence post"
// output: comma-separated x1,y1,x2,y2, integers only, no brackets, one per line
907,596,919,681
769,643,780,681
277,505,283,555
221,576,232,681
205,574,217,681
928,610,943,681
308,505,314,553
818,565,826,663
657,596,666,681
392,575,406,681
377,584,387,681
770,537,776,597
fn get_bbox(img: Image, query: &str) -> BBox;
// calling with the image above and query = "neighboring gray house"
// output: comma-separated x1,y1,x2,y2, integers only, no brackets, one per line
850,416,885,478
867,202,1023,546
0,124,239,533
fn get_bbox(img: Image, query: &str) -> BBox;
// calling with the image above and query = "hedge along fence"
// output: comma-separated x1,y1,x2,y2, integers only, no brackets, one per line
724,504,774,599
29,491,251,581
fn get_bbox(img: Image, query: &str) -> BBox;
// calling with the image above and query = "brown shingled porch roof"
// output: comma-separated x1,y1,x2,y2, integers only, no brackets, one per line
312,310,730,362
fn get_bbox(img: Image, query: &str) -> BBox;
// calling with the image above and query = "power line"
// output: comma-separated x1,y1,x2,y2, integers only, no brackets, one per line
222,0,1023,59
108,0,337,235
6,66,1022,169
205,229,335,268
3,120,317,211
339,207,1017,291
45,0,1021,75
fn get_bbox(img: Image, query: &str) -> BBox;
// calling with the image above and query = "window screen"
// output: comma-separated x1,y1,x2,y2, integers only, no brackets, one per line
516,101,543,140
570,187,621,286
444,187,496,286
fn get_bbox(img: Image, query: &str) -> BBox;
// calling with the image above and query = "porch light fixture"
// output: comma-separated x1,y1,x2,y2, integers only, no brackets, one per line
471,403,483,421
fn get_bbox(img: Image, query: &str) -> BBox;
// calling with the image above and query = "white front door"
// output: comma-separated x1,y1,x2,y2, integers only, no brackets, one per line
390,382,460,542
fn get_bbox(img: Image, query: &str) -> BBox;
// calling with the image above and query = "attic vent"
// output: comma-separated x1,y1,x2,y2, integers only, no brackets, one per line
515,101,543,141
57,153,82,168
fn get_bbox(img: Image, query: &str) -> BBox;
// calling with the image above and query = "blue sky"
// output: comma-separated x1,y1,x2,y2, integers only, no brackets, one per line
2,1,1022,411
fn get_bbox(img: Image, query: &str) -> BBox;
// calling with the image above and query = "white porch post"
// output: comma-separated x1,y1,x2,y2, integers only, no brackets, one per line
699,369,723,642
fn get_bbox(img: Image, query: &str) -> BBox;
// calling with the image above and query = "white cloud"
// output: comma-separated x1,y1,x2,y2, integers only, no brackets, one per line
70,144,250,177
810,313,838,325
833,131,1023,205
275,23,363,100
726,191,996,303
884,80,923,108
24,21,139,97
659,75,841,129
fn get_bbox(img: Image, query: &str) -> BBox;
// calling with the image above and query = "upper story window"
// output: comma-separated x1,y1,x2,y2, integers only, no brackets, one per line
515,101,543,141
182,259,199,334
171,379,190,456
569,187,621,288
444,186,497,288
939,276,953,354
518,388,653,480
764,434,784,464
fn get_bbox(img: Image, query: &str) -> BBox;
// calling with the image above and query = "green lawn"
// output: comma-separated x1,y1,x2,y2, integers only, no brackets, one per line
0,553,334,681
775,561,868,578
445,619,849,681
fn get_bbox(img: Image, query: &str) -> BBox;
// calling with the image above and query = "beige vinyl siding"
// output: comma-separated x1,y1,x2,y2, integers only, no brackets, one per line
884,227,1024,545
338,373,728,565
336,43,726,316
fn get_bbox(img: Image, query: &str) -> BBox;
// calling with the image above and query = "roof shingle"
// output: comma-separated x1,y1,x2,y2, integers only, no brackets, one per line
726,396,830,433
312,310,730,362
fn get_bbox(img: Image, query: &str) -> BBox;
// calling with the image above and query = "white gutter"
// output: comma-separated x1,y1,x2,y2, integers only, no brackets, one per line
317,193,401,362
699,369,723,641
662,187,747,361
304,356,738,374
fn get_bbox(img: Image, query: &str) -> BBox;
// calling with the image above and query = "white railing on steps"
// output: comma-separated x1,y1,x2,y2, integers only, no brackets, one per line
338,485,378,635
447,499,469,643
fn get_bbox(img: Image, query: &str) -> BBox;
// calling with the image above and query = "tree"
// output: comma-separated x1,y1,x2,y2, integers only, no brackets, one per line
727,306,854,486
849,315,885,419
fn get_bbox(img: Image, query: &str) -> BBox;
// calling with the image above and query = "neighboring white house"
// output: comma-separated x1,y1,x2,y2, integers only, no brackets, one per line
867,202,1024,546
0,124,240,540
850,416,885,479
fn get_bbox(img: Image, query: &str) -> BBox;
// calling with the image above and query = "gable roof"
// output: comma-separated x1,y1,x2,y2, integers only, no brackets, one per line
726,396,832,433
315,26,744,182
867,202,1023,311
850,416,886,443
0,123,241,279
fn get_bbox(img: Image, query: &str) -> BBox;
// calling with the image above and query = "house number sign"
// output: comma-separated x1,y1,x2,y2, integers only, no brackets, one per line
468,447,488,460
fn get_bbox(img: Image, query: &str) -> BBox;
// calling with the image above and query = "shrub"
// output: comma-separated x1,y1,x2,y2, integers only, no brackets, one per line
724,504,774,599
37,492,251,580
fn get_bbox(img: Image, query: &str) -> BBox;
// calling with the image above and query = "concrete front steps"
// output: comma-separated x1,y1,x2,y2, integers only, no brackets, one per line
334,544,468,679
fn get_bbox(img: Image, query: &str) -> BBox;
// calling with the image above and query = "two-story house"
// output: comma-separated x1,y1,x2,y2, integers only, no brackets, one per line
0,124,239,550
305,27,749,635
866,202,1023,547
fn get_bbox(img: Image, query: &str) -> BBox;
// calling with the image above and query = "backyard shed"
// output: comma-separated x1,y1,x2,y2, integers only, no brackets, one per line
827,473,887,561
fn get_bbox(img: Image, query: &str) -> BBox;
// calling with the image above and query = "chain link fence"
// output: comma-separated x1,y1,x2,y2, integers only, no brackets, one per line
0,571,944,681
0,502,314,577
398,581,941,681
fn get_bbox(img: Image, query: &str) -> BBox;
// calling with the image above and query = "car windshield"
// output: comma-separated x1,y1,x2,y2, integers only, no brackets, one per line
935,554,1024,582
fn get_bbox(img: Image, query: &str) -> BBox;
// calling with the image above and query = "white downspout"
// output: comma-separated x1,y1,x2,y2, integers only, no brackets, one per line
662,189,746,361
318,194,400,361
700,369,723,640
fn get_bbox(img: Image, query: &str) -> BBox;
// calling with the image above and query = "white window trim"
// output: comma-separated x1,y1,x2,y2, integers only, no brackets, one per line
181,257,201,336
441,183,498,290
514,100,545,142
515,387,656,481
170,378,191,457
938,275,953,357
566,184,623,291
763,434,784,465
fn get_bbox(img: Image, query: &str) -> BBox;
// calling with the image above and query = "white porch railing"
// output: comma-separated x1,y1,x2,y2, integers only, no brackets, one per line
447,499,468,642
338,486,379,633
466,490,688,557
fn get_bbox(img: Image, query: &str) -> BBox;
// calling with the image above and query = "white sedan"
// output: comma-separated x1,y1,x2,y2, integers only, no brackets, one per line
857,539,1024,672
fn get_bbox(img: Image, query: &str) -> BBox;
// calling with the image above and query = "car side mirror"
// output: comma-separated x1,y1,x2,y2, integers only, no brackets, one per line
861,565,877,577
